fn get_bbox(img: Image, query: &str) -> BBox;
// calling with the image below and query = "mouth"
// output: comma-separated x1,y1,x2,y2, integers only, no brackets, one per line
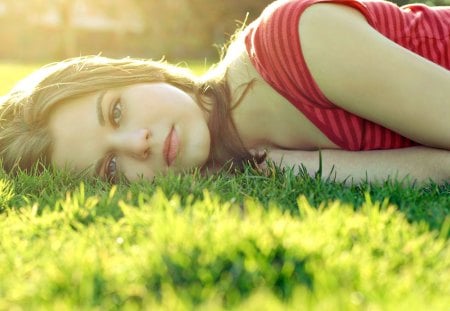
163,126,179,167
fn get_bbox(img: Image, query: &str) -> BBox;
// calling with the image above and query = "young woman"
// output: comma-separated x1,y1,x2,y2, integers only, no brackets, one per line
0,0,449,184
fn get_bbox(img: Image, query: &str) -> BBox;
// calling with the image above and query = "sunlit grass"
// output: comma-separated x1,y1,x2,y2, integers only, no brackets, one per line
182,60,213,75
0,62,41,95
0,165,449,310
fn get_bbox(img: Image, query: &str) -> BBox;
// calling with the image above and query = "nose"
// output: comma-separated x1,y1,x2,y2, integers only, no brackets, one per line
111,128,151,159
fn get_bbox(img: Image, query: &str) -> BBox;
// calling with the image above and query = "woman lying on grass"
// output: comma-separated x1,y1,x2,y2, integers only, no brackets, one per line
0,0,449,184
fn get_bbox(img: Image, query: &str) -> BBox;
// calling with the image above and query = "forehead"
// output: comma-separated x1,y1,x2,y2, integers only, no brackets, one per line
48,92,103,174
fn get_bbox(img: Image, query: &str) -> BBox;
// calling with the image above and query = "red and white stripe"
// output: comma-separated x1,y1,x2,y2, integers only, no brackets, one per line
245,0,450,150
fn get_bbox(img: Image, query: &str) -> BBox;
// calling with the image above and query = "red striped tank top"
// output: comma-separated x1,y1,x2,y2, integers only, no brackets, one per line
245,0,450,150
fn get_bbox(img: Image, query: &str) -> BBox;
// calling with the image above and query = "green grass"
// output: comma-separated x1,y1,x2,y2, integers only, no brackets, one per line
0,62,41,95
0,62,449,310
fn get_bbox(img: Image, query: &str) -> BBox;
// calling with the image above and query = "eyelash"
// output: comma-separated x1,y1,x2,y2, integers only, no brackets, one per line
109,98,123,128
105,97,123,183
105,154,118,183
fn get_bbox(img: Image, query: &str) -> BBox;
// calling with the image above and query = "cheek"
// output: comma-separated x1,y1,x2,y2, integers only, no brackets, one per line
156,92,198,118
128,102,171,125
120,158,156,182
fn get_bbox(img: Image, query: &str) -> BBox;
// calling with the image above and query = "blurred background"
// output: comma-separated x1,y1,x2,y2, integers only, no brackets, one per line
0,0,448,64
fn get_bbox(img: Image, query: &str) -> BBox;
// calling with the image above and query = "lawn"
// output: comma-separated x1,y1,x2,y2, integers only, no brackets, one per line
0,62,449,310
0,62,40,95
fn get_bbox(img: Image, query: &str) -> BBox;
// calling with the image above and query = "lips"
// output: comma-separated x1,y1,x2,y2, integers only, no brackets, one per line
163,126,179,166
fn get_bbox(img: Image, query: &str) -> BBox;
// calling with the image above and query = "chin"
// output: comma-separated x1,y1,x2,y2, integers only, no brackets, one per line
185,141,210,171
178,119,210,171
188,146,211,171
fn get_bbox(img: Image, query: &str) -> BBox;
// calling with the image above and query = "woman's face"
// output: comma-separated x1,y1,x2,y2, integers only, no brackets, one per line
48,83,211,182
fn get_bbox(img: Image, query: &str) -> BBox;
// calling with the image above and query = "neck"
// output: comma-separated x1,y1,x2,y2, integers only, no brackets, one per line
198,74,257,171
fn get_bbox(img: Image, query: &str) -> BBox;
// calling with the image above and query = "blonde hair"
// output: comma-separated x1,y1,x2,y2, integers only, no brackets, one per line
0,55,258,175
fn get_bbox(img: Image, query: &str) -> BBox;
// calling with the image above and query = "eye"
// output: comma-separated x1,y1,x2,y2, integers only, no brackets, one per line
110,98,122,127
105,155,118,183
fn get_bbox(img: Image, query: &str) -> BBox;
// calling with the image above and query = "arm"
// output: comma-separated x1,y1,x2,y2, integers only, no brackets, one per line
299,4,450,150
265,147,450,184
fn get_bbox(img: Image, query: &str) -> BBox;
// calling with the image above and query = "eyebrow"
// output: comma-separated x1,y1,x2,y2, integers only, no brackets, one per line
94,90,107,177
96,90,106,126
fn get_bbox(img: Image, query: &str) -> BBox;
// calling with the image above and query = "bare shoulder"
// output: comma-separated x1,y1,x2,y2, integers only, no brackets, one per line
300,2,368,26
298,3,450,150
